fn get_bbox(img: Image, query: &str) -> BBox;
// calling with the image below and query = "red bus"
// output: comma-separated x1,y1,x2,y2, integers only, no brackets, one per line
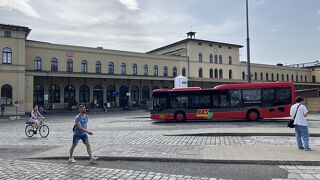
150,82,295,121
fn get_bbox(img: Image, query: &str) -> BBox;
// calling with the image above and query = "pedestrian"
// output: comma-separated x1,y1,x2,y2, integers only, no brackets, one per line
290,96,310,151
1,104,4,117
69,105,98,163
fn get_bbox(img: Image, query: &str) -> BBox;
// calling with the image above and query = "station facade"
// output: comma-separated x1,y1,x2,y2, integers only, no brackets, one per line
0,24,319,115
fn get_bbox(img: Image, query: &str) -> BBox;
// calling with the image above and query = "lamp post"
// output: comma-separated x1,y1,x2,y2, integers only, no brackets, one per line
246,0,251,83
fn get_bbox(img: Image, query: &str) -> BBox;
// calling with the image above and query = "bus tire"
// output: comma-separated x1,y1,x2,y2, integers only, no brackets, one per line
247,110,260,121
175,112,186,122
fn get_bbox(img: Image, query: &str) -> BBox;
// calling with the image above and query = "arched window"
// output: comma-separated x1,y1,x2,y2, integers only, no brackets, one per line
173,67,177,77
210,68,213,78
300,75,303,82
108,62,114,74
182,67,186,76
296,75,298,82
33,84,44,106
291,75,294,82
271,73,274,81
287,74,289,81
219,55,222,64
209,54,213,63
228,56,232,65
214,54,218,64
2,47,12,64
260,72,263,81
51,58,58,72
305,75,307,82
34,56,42,71
81,60,88,73
276,74,279,81
64,85,75,103
266,73,269,81
214,69,218,78
49,84,60,103
131,86,139,101
242,71,246,80
121,63,126,74
312,75,316,83
199,68,203,78
163,66,168,77
142,86,150,101
153,65,158,76
93,85,103,107
254,72,257,80
132,64,137,75
95,61,101,73
67,59,73,72
106,85,116,102
229,70,233,79
281,74,284,81
143,64,148,76
198,53,203,62
1,84,12,105
79,85,90,103
219,69,223,78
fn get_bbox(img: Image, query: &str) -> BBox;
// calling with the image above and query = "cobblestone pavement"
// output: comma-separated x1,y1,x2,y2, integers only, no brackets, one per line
277,165,320,180
0,159,219,180
1,111,320,179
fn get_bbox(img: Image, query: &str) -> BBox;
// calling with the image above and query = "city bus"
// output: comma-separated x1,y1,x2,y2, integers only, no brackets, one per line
150,82,295,121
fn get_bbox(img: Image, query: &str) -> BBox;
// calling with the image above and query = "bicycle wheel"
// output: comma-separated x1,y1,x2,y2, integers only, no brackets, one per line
39,124,49,138
25,125,35,137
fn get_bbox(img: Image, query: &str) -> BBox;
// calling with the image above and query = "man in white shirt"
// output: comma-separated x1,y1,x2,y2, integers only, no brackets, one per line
290,96,310,151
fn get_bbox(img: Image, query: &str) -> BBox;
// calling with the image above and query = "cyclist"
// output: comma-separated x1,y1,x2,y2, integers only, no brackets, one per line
30,105,45,134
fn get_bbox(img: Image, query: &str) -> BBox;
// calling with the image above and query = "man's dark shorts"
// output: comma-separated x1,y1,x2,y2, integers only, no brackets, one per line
73,133,89,145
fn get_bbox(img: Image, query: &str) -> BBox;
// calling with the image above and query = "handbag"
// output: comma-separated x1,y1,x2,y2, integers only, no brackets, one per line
287,104,301,128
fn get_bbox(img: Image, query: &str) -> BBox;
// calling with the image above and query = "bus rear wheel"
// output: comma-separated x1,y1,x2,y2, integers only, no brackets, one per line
175,112,186,122
247,110,260,121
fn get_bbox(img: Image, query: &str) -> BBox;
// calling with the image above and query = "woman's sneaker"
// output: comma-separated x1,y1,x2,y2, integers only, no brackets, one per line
89,156,98,164
304,148,312,151
68,157,76,163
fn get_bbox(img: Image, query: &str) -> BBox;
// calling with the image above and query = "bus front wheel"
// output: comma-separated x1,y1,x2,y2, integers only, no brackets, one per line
175,112,186,122
247,110,260,121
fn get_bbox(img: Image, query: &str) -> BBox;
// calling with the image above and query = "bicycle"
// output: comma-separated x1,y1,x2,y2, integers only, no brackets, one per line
25,117,50,138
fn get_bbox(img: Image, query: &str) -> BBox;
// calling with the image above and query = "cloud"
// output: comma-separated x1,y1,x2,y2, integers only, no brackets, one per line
0,0,40,18
117,0,139,10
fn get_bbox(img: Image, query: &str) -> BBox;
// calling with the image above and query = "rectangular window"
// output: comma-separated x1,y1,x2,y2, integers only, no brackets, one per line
153,96,170,110
230,90,241,107
4,31,11,37
262,88,274,100
190,95,211,108
213,94,229,108
275,88,292,105
174,96,188,108
242,89,261,101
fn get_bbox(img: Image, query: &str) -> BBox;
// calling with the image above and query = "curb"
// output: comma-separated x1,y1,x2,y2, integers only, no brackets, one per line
164,133,320,137
29,156,320,166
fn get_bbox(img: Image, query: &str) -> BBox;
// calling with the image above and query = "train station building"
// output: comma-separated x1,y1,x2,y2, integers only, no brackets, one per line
0,24,319,115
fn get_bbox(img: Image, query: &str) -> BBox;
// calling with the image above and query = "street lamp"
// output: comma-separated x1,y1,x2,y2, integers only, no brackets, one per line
246,0,251,83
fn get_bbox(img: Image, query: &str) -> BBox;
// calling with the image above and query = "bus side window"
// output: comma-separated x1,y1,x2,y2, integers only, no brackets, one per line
174,96,188,108
275,88,291,105
262,88,275,107
230,90,241,107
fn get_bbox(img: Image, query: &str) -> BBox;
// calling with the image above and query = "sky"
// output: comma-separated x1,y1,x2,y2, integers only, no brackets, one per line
0,0,319,65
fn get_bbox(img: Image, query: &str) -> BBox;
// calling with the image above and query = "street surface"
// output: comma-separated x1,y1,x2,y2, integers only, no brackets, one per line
0,110,320,179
